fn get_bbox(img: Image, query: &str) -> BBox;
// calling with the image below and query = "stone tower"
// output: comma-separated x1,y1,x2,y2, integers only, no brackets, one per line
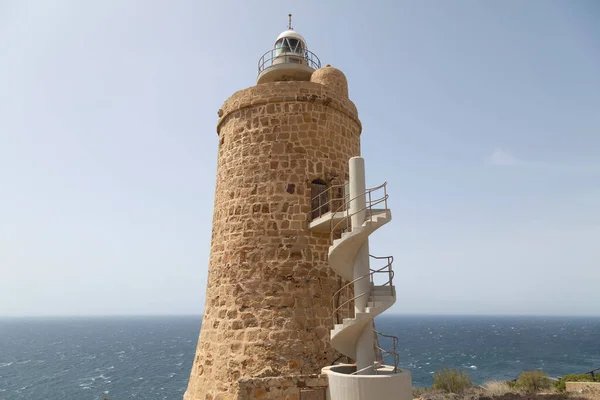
184,22,362,400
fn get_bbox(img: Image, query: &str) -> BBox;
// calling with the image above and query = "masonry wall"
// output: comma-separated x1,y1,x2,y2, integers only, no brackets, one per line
237,374,328,400
184,72,362,400
565,382,600,393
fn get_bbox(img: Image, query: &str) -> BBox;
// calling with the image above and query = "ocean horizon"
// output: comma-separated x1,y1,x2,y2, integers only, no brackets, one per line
1,315,598,399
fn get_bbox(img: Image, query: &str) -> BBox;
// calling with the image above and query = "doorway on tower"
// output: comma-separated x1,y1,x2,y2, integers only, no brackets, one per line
310,179,348,221
311,179,329,220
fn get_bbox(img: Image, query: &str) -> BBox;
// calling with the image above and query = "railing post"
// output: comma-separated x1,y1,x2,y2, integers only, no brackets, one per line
384,183,388,210
320,188,323,218
389,256,393,296
332,297,336,325
368,190,372,221
348,285,353,322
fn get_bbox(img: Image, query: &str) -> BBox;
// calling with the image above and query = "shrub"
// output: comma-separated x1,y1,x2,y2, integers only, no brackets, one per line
432,368,473,394
554,373,599,392
516,370,551,393
483,380,513,396
506,380,520,389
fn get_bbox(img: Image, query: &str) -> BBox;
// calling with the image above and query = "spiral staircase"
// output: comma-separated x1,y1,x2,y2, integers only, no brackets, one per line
331,254,398,372
329,186,400,374
313,158,412,400
309,163,400,376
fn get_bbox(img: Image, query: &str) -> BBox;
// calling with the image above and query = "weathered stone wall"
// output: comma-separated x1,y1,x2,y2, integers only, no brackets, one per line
237,374,328,400
565,381,600,393
184,73,361,400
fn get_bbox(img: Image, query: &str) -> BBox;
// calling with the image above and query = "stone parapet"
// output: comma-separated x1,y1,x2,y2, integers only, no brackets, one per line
217,81,360,134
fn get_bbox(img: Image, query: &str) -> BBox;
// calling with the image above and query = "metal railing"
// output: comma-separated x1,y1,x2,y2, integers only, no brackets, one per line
585,367,600,378
309,182,388,227
373,329,399,374
332,255,395,325
369,255,394,294
330,182,388,241
349,329,400,375
310,183,348,221
258,48,321,74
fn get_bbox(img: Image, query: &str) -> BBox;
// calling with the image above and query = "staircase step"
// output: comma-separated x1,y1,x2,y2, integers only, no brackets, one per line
370,291,395,297
371,298,393,304
372,288,395,294
372,284,395,290
371,288,396,296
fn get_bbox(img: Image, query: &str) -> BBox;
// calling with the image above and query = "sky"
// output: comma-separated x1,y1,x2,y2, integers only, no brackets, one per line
0,1,598,317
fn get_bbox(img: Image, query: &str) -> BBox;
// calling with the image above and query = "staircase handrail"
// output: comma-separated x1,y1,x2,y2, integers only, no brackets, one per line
331,290,370,325
373,329,399,373
350,362,379,376
330,182,388,241
349,330,399,375
332,256,395,324
369,255,394,292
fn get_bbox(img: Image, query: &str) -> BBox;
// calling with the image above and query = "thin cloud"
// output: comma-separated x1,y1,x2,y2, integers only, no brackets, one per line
489,148,522,166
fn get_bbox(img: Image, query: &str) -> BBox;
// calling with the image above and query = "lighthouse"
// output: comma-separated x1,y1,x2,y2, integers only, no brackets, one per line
184,17,411,400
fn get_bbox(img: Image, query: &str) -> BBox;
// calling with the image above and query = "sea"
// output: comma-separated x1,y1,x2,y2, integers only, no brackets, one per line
0,315,599,400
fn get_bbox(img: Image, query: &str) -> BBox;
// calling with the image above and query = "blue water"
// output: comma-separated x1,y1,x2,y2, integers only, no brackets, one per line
376,315,600,385
0,315,598,399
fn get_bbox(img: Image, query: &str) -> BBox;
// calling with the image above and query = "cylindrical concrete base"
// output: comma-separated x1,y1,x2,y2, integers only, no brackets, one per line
322,364,412,400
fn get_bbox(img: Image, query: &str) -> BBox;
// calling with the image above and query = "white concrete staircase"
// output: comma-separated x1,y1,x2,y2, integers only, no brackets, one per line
331,283,396,360
318,160,412,400
328,209,391,282
325,178,400,375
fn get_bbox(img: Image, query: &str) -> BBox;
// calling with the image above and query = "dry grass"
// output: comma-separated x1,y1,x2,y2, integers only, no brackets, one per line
482,380,514,396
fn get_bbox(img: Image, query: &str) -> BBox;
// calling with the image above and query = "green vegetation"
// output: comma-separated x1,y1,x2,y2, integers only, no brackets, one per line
417,368,599,399
432,368,473,394
506,379,520,389
515,370,552,393
555,373,600,392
